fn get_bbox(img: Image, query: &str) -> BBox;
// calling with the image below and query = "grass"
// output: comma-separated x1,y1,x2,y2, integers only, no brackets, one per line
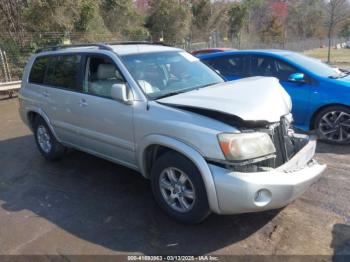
304,47,350,69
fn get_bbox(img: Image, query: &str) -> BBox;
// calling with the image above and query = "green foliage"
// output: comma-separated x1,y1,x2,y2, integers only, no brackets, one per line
74,0,110,41
227,3,248,41
242,0,266,9
23,0,80,32
146,0,191,43
260,16,284,44
75,0,96,32
287,0,326,39
340,20,350,39
191,0,212,41
192,0,211,28
100,0,147,40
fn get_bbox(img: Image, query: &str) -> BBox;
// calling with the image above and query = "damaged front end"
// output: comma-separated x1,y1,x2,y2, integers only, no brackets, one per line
209,114,311,173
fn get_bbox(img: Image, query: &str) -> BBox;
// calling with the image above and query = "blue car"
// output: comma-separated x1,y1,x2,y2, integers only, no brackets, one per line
199,50,350,144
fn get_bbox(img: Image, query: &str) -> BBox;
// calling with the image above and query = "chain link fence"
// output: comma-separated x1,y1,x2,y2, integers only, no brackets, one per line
0,32,347,82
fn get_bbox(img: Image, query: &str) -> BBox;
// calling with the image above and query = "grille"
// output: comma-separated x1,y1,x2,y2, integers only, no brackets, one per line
270,117,295,168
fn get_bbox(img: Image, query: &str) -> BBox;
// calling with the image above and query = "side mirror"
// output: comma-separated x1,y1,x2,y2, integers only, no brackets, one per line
288,73,305,83
111,83,133,104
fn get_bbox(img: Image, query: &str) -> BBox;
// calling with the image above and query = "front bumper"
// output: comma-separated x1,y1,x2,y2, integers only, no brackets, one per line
209,137,326,214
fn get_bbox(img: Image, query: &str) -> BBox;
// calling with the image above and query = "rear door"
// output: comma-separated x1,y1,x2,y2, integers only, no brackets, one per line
39,54,85,142
203,55,249,81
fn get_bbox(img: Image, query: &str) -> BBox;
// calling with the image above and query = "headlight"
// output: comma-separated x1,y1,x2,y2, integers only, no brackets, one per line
218,132,276,161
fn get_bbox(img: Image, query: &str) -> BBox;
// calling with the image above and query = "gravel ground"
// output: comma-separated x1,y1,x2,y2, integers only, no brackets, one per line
0,97,349,256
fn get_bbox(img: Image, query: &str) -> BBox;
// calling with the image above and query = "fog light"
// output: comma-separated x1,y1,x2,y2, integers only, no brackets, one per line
254,189,272,207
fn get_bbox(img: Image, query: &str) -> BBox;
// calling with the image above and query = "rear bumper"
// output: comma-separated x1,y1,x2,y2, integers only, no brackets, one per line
209,137,326,214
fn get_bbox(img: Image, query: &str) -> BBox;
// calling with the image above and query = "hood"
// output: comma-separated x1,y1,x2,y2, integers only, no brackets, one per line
335,75,350,86
158,77,292,123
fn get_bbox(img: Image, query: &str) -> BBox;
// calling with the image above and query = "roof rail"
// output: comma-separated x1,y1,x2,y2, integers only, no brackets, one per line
35,41,173,54
35,43,114,54
106,41,171,46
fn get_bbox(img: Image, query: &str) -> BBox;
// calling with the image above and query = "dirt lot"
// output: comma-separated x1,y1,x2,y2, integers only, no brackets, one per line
0,97,349,256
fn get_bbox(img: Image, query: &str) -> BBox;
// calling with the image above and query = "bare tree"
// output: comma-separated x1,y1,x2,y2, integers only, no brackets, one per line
0,0,27,46
325,0,350,63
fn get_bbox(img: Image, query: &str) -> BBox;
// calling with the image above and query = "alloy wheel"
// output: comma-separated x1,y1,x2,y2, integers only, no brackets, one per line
36,125,52,153
318,111,350,143
159,167,196,213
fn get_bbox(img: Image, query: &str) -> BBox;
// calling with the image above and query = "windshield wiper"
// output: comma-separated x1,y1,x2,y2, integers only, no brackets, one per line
155,82,220,100
329,74,347,79
195,82,219,89
329,70,350,79
155,88,194,100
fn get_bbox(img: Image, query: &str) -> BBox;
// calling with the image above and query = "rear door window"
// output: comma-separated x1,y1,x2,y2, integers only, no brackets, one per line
29,56,50,84
250,56,276,77
204,55,249,78
44,55,82,90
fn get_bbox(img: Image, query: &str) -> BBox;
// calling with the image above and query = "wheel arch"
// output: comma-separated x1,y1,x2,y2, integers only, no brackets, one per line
25,107,61,142
309,103,350,130
137,135,220,213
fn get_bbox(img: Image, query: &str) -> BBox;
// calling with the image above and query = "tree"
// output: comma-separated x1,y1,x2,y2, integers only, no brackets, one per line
340,19,350,39
0,0,27,46
270,1,288,46
260,15,284,44
287,0,325,40
23,0,110,44
325,0,350,62
242,0,266,34
191,0,211,41
227,3,248,48
100,0,148,40
24,0,81,33
75,0,110,41
146,0,191,43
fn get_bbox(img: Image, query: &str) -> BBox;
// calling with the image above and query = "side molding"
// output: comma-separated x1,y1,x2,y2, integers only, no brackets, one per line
137,134,220,214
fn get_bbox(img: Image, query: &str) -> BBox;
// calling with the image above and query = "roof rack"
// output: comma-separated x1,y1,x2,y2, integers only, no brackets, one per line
35,43,113,54
35,41,172,53
106,41,171,46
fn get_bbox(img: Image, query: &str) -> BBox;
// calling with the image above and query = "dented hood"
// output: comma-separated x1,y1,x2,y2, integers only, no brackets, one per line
158,77,292,123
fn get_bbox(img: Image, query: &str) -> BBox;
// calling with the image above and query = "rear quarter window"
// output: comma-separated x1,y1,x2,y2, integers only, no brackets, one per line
28,56,50,84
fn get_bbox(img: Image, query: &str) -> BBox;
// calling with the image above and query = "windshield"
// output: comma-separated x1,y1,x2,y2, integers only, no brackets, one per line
121,51,224,99
284,52,347,78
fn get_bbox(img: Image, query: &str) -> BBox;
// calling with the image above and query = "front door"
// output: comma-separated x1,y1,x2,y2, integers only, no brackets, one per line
250,55,312,126
68,54,136,168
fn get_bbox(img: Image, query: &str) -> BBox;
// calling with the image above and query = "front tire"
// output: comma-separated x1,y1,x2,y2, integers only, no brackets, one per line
34,117,66,160
150,151,210,224
314,105,350,145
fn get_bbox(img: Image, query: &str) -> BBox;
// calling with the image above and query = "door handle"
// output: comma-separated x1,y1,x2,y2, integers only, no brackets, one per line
79,98,88,107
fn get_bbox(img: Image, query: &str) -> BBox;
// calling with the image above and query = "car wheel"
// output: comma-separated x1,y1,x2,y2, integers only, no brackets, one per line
315,105,350,145
150,151,210,224
34,117,66,160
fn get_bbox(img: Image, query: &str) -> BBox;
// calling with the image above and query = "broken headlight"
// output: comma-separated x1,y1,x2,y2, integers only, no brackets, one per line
218,132,276,162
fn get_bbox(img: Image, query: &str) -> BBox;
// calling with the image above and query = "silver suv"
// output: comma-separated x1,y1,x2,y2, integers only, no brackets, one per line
19,43,326,223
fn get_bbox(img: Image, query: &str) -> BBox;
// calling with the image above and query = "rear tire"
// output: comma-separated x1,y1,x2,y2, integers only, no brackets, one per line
34,117,66,160
314,105,350,145
150,151,210,224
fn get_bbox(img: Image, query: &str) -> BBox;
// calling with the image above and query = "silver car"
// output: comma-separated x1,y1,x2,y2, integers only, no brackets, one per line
19,43,326,224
